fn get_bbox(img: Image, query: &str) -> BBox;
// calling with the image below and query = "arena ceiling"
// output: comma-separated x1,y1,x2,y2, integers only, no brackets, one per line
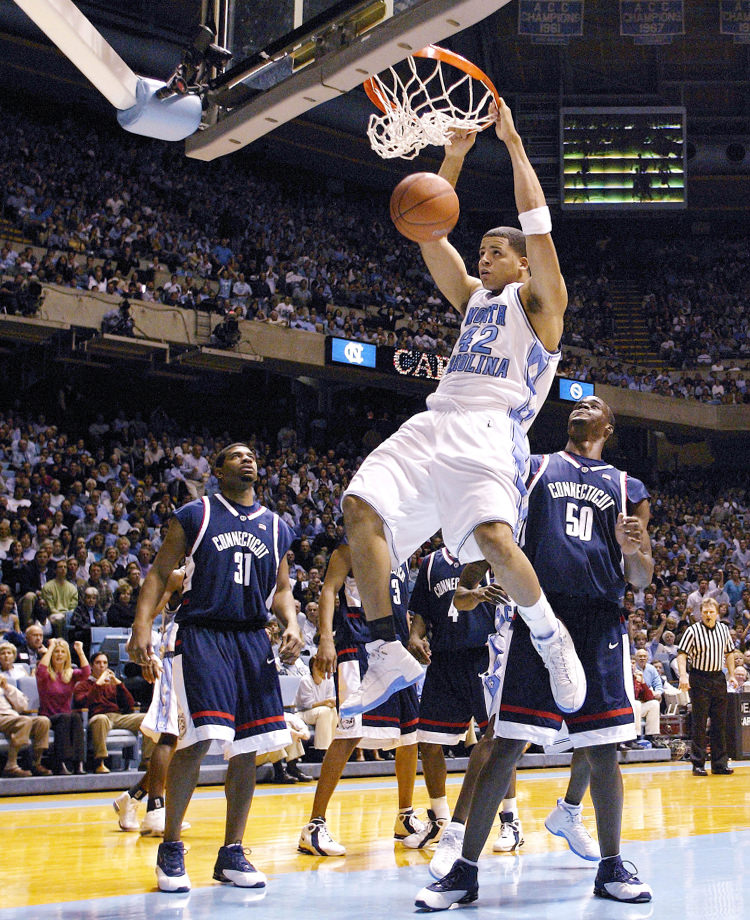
0,0,748,211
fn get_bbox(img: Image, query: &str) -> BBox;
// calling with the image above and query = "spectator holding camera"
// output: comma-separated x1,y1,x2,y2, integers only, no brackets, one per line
101,299,134,337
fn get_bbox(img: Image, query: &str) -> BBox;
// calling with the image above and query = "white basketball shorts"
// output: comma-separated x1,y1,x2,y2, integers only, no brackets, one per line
345,407,529,565
141,619,180,743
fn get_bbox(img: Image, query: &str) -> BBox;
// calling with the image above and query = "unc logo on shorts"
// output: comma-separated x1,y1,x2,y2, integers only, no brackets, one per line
177,712,187,739
344,342,365,364
339,716,356,730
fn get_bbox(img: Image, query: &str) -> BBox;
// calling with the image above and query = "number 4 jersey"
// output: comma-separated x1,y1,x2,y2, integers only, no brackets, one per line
173,493,295,629
522,451,649,604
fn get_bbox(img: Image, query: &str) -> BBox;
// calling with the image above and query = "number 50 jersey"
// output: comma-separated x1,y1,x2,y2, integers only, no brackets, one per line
522,451,649,604
173,493,295,629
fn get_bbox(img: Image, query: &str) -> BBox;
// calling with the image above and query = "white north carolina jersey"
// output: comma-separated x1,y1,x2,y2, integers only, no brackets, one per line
428,282,560,427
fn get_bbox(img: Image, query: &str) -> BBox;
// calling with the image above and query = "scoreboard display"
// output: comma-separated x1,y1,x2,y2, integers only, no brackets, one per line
560,107,687,210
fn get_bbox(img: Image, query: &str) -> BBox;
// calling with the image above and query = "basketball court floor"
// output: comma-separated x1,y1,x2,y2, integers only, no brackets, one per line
2,759,748,919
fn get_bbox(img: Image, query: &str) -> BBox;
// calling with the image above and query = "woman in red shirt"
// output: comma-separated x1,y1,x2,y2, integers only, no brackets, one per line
36,638,90,774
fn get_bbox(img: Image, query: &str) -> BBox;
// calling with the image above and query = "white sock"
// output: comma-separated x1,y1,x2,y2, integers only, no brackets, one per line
517,591,557,639
430,796,450,820
445,820,465,836
501,797,518,819
561,798,582,814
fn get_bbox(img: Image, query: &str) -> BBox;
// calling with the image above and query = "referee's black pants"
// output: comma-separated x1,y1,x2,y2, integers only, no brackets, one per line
689,669,729,769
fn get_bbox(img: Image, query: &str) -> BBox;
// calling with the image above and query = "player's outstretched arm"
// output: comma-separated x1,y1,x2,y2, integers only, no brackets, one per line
454,561,508,610
493,98,567,351
272,555,304,663
316,544,352,678
407,612,431,664
418,130,482,316
617,498,654,589
129,518,186,666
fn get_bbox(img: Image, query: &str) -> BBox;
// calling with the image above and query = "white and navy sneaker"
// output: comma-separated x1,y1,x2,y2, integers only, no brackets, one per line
394,809,427,847
402,809,446,849
298,818,346,856
429,823,465,880
339,640,423,717
531,621,586,714
594,858,652,903
492,814,524,852
415,859,479,912
212,844,267,888
545,798,600,861
113,791,140,832
156,841,190,893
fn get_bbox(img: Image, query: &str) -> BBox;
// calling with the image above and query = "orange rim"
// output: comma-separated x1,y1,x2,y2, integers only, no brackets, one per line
363,43,500,120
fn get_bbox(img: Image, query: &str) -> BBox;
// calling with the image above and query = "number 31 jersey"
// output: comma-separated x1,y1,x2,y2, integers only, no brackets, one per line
522,451,649,604
174,493,294,629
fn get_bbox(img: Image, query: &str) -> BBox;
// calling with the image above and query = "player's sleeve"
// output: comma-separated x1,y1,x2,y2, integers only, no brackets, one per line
277,518,296,558
626,476,650,506
173,499,205,552
409,559,431,626
527,454,543,483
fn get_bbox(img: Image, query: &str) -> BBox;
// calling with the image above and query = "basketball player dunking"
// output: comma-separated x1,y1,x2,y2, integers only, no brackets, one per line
416,396,654,909
340,98,585,722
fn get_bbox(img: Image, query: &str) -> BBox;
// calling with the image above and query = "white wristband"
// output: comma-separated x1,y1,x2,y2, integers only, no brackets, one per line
518,206,552,236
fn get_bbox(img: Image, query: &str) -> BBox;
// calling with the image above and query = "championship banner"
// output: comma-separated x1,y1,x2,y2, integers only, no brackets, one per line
619,0,684,44
518,0,584,44
720,1,750,43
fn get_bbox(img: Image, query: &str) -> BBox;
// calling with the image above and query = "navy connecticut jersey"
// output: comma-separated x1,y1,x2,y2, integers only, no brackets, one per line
334,540,410,648
522,451,649,604
409,549,496,652
174,493,294,629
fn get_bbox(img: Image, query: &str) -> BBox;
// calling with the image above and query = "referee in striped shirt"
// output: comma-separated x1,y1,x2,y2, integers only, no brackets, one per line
677,597,737,776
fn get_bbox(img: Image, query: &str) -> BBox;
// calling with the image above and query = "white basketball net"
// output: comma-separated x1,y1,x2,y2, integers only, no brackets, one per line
366,56,496,160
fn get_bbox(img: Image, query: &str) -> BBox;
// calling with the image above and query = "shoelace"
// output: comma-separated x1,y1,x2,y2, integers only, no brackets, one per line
403,813,425,833
438,861,475,888
439,829,462,849
160,843,184,872
224,844,254,868
545,635,572,682
610,859,642,883
314,822,336,844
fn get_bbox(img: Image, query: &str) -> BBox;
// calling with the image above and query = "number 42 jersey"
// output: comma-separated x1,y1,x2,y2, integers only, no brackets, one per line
522,451,649,604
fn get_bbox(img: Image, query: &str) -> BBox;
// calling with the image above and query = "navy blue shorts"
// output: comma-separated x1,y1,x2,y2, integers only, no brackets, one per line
173,625,290,757
492,598,637,748
417,647,489,744
334,643,419,747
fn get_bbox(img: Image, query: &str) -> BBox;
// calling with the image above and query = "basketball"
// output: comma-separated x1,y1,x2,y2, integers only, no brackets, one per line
390,172,460,243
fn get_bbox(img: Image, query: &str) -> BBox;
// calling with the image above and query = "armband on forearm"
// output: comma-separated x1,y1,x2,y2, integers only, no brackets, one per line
518,206,552,236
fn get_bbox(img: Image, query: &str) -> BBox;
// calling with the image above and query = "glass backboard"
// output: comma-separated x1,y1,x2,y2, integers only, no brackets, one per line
187,0,512,160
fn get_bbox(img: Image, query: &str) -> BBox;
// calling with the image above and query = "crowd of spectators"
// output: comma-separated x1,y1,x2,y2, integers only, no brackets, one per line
643,237,750,368
558,354,749,405
1,100,749,392
0,397,747,773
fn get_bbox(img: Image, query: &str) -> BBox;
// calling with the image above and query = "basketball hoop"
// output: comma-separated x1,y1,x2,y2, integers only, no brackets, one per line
363,45,500,160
